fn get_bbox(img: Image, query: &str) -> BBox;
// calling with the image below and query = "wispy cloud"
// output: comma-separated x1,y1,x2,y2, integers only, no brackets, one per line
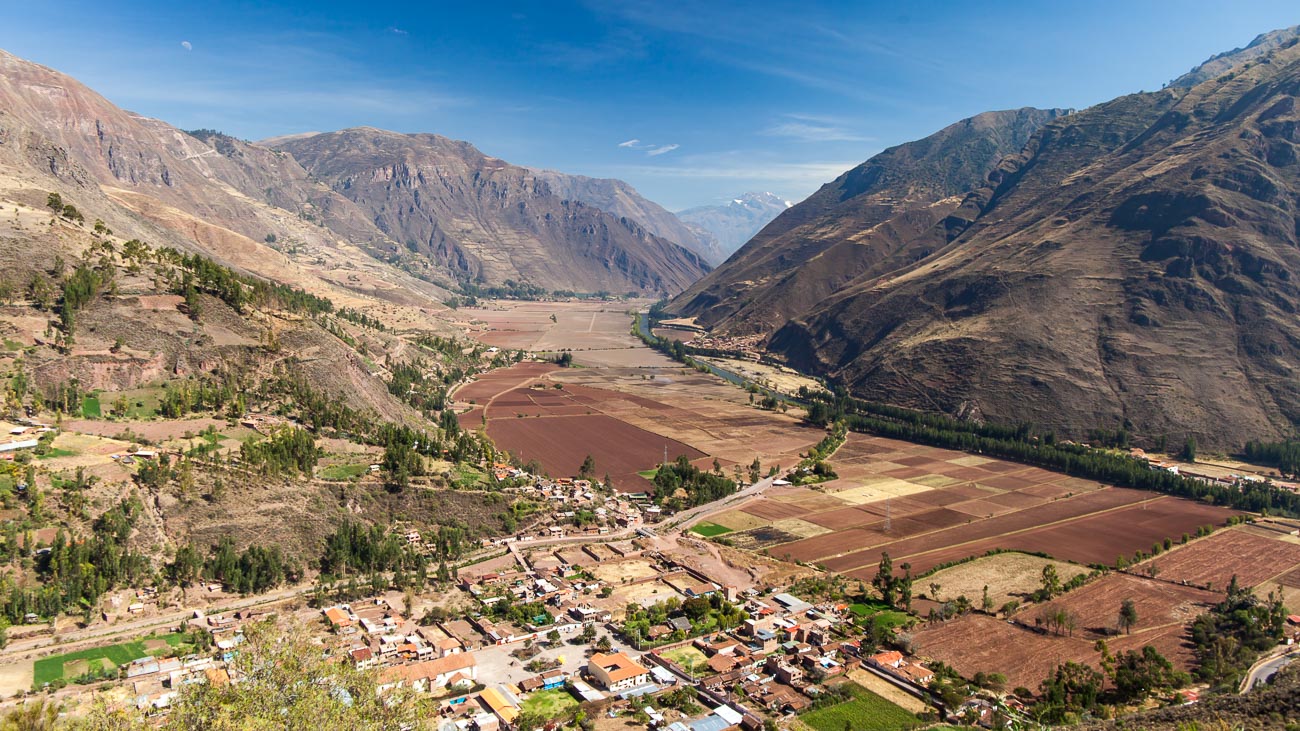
618,139,679,156
388,27,409,36
180,41,192,51
762,116,871,143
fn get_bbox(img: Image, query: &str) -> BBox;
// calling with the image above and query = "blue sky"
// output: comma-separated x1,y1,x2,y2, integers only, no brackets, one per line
2,1,1297,210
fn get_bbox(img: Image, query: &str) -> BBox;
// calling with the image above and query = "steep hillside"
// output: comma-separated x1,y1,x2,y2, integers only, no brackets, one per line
676,192,792,264
273,129,711,295
0,48,453,312
529,168,720,263
1171,23,1300,87
769,35,1300,448
669,108,1066,335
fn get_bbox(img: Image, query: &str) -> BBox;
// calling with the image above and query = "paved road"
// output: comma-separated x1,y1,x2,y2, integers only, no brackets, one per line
1243,648,1299,692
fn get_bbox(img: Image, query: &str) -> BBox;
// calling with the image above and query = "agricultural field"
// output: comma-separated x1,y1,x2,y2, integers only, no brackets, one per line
690,521,733,537
712,434,1237,575
455,360,823,492
924,553,1091,610
1131,526,1300,592
33,633,191,688
800,682,922,731
912,573,1218,690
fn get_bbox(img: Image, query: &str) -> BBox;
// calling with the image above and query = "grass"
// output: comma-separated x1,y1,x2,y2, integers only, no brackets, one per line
519,688,577,720
637,468,659,479
801,683,922,731
452,463,486,488
690,521,733,537
849,601,913,631
320,464,368,480
33,633,190,687
660,645,708,672
3,339,22,352
80,395,102,419
37,448,77,460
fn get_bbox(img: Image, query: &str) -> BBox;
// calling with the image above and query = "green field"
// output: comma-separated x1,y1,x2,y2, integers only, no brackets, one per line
660,644,708,671
690,521,733,537
637,468,659,479
80,395,102,418
38,447,77,460
33,633,190,688
801,683,921,731
850,601,913,631
519,688,577,719
320,463,367,480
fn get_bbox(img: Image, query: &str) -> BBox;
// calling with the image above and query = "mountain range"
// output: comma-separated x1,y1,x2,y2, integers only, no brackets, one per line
671,26,1300,449
676,192,793,264
0,48,710,298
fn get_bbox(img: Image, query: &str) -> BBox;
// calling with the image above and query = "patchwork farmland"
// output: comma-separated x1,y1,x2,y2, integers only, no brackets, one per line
707,434,1240,574
910,572,1219,690
455,303,826,491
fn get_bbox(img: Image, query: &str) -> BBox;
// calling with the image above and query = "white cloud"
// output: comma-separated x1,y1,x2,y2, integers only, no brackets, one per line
180,41,192,51
618,139,642,148
646,144,679,156
388,27,408,35
762,120,870,143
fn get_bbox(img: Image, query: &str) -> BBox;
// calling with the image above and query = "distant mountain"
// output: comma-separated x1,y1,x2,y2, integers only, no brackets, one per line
271,129,710,295
670,108,1066,336
529,169,719,263
693,32,1300,449
675,192,792,264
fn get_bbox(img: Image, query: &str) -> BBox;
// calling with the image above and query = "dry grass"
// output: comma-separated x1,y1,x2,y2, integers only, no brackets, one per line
924,552,1090,608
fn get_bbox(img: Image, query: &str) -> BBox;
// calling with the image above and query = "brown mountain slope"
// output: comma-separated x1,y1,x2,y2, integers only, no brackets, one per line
769,35,1300,448
272,128,711,295
0,47,455,312
669,107,1067,335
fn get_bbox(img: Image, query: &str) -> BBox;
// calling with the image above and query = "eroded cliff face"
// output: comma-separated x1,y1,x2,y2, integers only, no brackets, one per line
272,128,711,295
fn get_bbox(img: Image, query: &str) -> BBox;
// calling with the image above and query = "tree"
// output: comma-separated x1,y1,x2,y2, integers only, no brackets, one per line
1036,661,1103,723
578,454,596,479
1,699,61,730
872,552,896,606
46,193,63,214
1041,564,1061,598
1181,436,1197,462
1118,598,1138,635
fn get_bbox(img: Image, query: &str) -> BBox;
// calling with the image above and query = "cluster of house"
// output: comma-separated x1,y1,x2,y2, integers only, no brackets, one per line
1129,448,1300,493
125,653,232,711
640,591,937,721
0,419,52,456
322,599,469,671
491,473,653,537
124,608,272,710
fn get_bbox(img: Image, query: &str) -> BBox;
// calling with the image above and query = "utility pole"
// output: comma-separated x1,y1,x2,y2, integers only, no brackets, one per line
884,499,891,533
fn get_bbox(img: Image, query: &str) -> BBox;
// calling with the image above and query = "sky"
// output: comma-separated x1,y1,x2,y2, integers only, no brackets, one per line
2,1,1297,210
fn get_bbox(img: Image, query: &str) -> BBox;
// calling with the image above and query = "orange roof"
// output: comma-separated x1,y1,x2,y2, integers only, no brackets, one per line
324,608,352,626
870,650,903,666
479,686,520,723
590,652,649,683
381,653,477,686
